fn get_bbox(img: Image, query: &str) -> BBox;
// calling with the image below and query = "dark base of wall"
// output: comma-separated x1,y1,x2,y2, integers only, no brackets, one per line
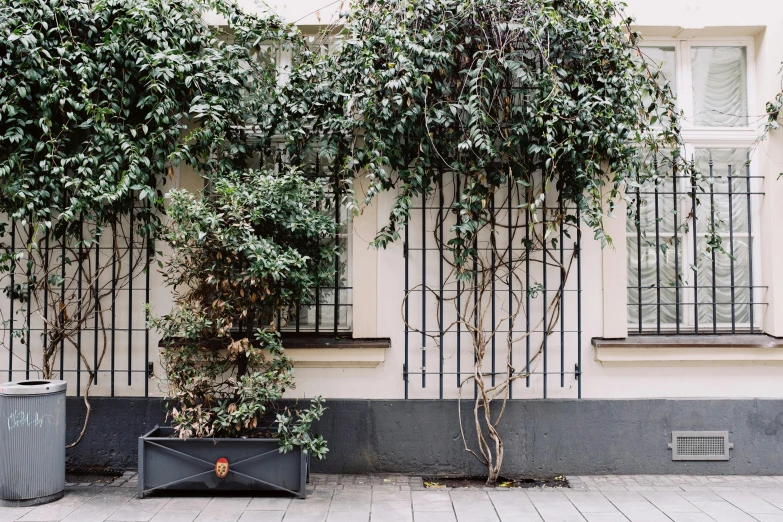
66,397,783,475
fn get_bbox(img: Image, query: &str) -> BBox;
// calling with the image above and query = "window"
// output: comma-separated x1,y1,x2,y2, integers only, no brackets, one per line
627,39,762,334
227,30,354,335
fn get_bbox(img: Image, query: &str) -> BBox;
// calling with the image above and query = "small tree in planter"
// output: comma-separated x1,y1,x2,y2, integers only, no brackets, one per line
144,168,335,497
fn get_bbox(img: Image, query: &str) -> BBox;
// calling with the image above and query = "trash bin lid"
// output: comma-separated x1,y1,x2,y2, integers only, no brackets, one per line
0,380,67,396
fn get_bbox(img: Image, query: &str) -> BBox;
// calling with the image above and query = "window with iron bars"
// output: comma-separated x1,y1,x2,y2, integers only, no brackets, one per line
628,39,764,334
259,146,353,335
238,32,353,335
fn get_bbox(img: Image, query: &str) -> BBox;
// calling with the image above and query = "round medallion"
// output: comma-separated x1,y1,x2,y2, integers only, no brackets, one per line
215,457,229,478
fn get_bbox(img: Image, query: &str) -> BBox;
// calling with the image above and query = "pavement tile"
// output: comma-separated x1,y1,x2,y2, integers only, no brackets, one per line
611,501,672,522
717,491,783,514
639,492,700,513
414,512,458,522
325,512,370,522
412,491,452,512
564,491,620,514
677,491,723,502
533,501,587,522
245,497,293,511
282,514,328,522
149,509,202,522
496,513,543,522
690,501,758,522
488,490,538,514
370,511,412,522
162,497,213,510
107,498,169,521
602,492,647,503
582,514,629,522
667,514,720,522
372,490,411,502
60,508,121,522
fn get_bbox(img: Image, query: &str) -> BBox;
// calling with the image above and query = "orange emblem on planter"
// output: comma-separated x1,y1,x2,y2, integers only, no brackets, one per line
215,457,229,478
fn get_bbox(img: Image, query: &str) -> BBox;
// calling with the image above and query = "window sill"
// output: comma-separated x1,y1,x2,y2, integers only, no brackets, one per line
281,336,390,368
592,335,783,367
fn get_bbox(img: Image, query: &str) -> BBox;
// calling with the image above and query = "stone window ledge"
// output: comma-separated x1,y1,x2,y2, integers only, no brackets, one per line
161,336,390,369
282,336,390,368
592,335,783,366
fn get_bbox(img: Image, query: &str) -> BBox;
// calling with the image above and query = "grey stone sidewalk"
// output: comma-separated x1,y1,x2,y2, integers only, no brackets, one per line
5,473,783,521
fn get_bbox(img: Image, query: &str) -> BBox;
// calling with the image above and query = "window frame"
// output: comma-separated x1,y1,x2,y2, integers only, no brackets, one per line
627,36,763,334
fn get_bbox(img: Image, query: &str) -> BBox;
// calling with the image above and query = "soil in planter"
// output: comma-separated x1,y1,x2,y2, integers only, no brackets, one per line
66,467,124,484
424,475,569,489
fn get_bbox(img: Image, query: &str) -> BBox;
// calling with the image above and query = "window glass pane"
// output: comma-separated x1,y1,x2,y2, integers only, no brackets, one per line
639,46,677,95
693,149,750,234
691,46,748,127
627,235,681,328
696,238,751,326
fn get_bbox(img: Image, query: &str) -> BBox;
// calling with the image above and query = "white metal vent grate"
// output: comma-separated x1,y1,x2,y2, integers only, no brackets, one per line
669,431,733,461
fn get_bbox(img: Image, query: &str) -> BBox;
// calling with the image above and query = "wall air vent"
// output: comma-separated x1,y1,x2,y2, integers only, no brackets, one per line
668,431,733,461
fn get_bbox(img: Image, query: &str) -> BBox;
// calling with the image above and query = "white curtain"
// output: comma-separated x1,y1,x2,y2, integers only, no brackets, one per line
691,47,748,127
628,149,752,329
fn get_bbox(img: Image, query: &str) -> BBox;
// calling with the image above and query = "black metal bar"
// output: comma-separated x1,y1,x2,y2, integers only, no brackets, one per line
59,233,65,380
404,224,409,399
673,162,681,333
145,208,152,398
128,210,133,386
473,239,478,400
315,154,321,334
456,174,461,389
111,232,116,397
438,172,444,399
507,179,513,399
77,219,83,396
746,158,755,332
559,195,565,387
654,157,661,334
25,221,33,379
43,230,49,377
709,156,717,333
525,204,531,387
577,208,582,399
636,187,642,333
94,234,100,385
542,200,547,399
691,163,699,333
8,223,15,381
490,192,496,388
333,175,340,333
421,194,426,389
728,165,736,333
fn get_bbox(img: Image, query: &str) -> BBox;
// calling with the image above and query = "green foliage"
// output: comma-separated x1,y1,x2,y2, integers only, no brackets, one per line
0,0,294,238
155,168,335,455
286,0,688,278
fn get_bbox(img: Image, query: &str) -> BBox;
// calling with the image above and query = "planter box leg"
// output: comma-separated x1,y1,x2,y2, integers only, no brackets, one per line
138,435,145,498
298,450,308,499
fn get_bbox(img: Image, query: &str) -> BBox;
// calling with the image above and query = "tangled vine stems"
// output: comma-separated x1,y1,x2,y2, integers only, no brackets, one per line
400,177,578,484
284,0,704,483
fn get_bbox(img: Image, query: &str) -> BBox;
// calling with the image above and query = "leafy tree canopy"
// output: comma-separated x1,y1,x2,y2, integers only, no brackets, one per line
0,0,295,239
286,0,685,276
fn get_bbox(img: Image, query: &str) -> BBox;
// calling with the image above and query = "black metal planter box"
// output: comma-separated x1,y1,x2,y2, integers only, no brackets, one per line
138,427,308,499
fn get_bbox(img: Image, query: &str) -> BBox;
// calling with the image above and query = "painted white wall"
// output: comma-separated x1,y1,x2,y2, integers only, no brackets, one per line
287,0,783,401
4,0,783,401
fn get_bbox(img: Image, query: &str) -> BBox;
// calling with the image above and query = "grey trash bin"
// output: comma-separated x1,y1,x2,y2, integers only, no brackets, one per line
0,380,67,507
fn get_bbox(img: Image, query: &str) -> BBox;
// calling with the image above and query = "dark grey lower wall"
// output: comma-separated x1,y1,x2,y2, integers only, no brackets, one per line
66,397,783,476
